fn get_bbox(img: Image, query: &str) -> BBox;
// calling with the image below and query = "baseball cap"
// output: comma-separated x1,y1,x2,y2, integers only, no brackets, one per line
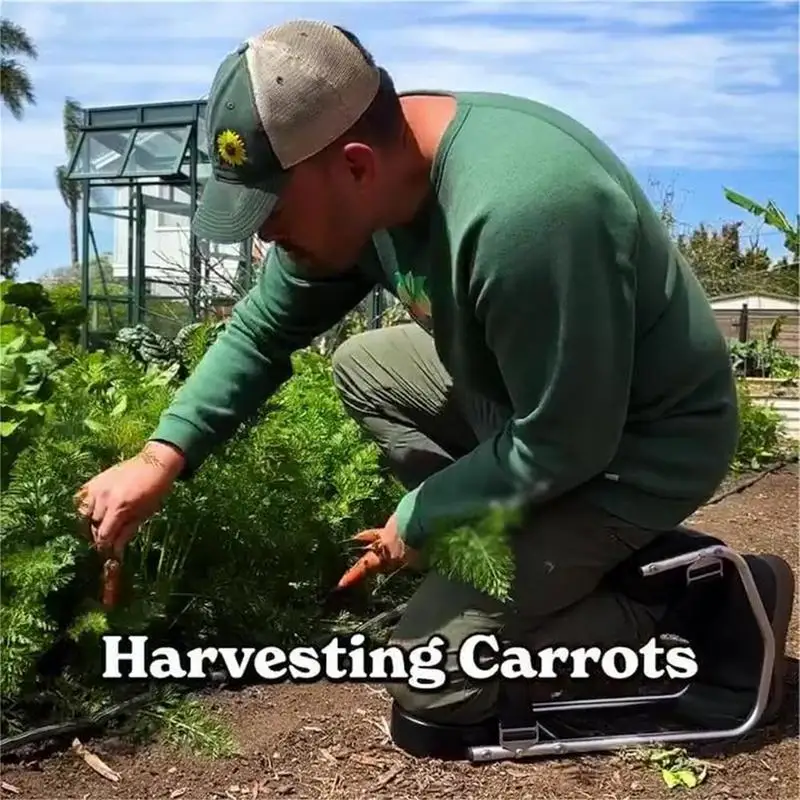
193,20,381,244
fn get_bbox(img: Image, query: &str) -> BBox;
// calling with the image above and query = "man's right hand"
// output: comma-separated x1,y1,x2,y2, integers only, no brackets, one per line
75,440,186,556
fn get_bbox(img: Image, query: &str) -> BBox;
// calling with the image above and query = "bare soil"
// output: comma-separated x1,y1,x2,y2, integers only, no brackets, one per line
2,466,798,800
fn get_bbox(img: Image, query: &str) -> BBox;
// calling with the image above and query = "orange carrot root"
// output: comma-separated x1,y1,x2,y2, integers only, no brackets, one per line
351,530,381,543
336,551,382,589
102,558,121,608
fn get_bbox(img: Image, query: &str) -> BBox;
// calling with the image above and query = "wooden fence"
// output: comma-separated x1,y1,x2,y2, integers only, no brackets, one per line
714,305,799,352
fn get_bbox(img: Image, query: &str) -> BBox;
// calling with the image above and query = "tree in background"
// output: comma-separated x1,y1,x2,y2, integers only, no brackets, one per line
1,18,39,278
676,222,775,297
650,179,798,299
2,279,87,344
55,98,84,267
723,188,799,298
0,17,37,119
1,201,38,279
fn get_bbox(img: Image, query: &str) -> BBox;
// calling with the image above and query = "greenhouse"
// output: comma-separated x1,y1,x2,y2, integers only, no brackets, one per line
63,98,391,349
63,99,261,348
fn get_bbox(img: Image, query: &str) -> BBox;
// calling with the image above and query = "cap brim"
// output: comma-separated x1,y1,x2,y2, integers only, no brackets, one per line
192,174,281,244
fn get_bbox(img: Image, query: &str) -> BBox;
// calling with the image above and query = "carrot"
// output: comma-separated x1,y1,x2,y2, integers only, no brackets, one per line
336,549,383,589
351,530,381,544
102,558,121,608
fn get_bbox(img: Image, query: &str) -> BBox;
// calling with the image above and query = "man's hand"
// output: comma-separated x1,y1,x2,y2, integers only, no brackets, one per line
74,441,185,557
336,514,419,589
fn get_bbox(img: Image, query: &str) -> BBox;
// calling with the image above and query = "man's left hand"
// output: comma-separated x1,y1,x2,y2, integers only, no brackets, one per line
336,514,418,589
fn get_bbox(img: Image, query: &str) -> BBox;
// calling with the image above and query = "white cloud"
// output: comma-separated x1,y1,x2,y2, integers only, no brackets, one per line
31,63,216,84
27,63,217,97
536,2,693,26
3,1,350,44
425,0,696,27
372,17,796,168
6,18,795,171
1,0,796,275
1,2,70,41
1,118,73,165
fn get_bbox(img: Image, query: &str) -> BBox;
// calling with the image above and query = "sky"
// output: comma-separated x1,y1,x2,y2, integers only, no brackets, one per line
1,0,797,281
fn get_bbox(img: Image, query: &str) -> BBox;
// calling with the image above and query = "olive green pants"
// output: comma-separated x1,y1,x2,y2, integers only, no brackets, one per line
331,324,662,724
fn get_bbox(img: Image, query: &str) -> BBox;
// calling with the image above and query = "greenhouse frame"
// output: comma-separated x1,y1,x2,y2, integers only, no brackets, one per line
63,99,259,348
64,98,390,349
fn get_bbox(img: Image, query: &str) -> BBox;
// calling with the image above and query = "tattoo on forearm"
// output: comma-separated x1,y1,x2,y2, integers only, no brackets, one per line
139,448,165,468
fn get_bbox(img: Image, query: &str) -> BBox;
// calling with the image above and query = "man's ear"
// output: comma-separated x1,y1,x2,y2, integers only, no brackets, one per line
341,142,377,186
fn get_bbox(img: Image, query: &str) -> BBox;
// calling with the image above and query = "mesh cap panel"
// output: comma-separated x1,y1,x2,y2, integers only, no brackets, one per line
245,20,380,168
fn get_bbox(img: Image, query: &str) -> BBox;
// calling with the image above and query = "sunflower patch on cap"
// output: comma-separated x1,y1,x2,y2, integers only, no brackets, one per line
216,129,248,168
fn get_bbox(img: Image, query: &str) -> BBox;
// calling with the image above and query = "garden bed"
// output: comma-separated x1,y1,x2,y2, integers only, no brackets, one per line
743,378,800,440
742,377,799,399
2,282,798,799
1,465,797,800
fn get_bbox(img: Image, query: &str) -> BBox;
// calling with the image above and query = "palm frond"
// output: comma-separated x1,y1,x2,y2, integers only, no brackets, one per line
63,97,83,152
0,59,35,118
0,19,38,59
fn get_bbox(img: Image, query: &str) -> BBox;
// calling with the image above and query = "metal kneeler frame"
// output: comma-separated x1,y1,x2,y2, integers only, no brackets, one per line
466,544,776,762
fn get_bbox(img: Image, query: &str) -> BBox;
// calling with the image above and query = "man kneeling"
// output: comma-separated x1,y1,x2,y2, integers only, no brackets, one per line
73,20,792,729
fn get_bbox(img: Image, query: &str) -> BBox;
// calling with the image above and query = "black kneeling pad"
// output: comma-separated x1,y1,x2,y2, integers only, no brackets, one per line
390,547,795,759
602,531,795,731
673,553,795,728
390,701,498,760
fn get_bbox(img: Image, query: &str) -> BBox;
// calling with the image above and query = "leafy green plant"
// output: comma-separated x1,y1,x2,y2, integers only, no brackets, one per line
421,502,520,601
0,346,403,738
174,319,226,373
732,381,785,472
2,279,87,344
133,691,239,759
114,323,182,372
727,318,799,380
626,746,712,789
0,447,91,699
113,320,228,378
729,338,799,380
0,284,62,487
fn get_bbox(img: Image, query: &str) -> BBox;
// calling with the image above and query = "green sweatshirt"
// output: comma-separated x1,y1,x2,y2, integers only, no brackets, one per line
151,91,739,549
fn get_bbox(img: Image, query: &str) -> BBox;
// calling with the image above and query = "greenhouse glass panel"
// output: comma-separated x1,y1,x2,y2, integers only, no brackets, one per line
68,129,135,179
120,125,192,177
